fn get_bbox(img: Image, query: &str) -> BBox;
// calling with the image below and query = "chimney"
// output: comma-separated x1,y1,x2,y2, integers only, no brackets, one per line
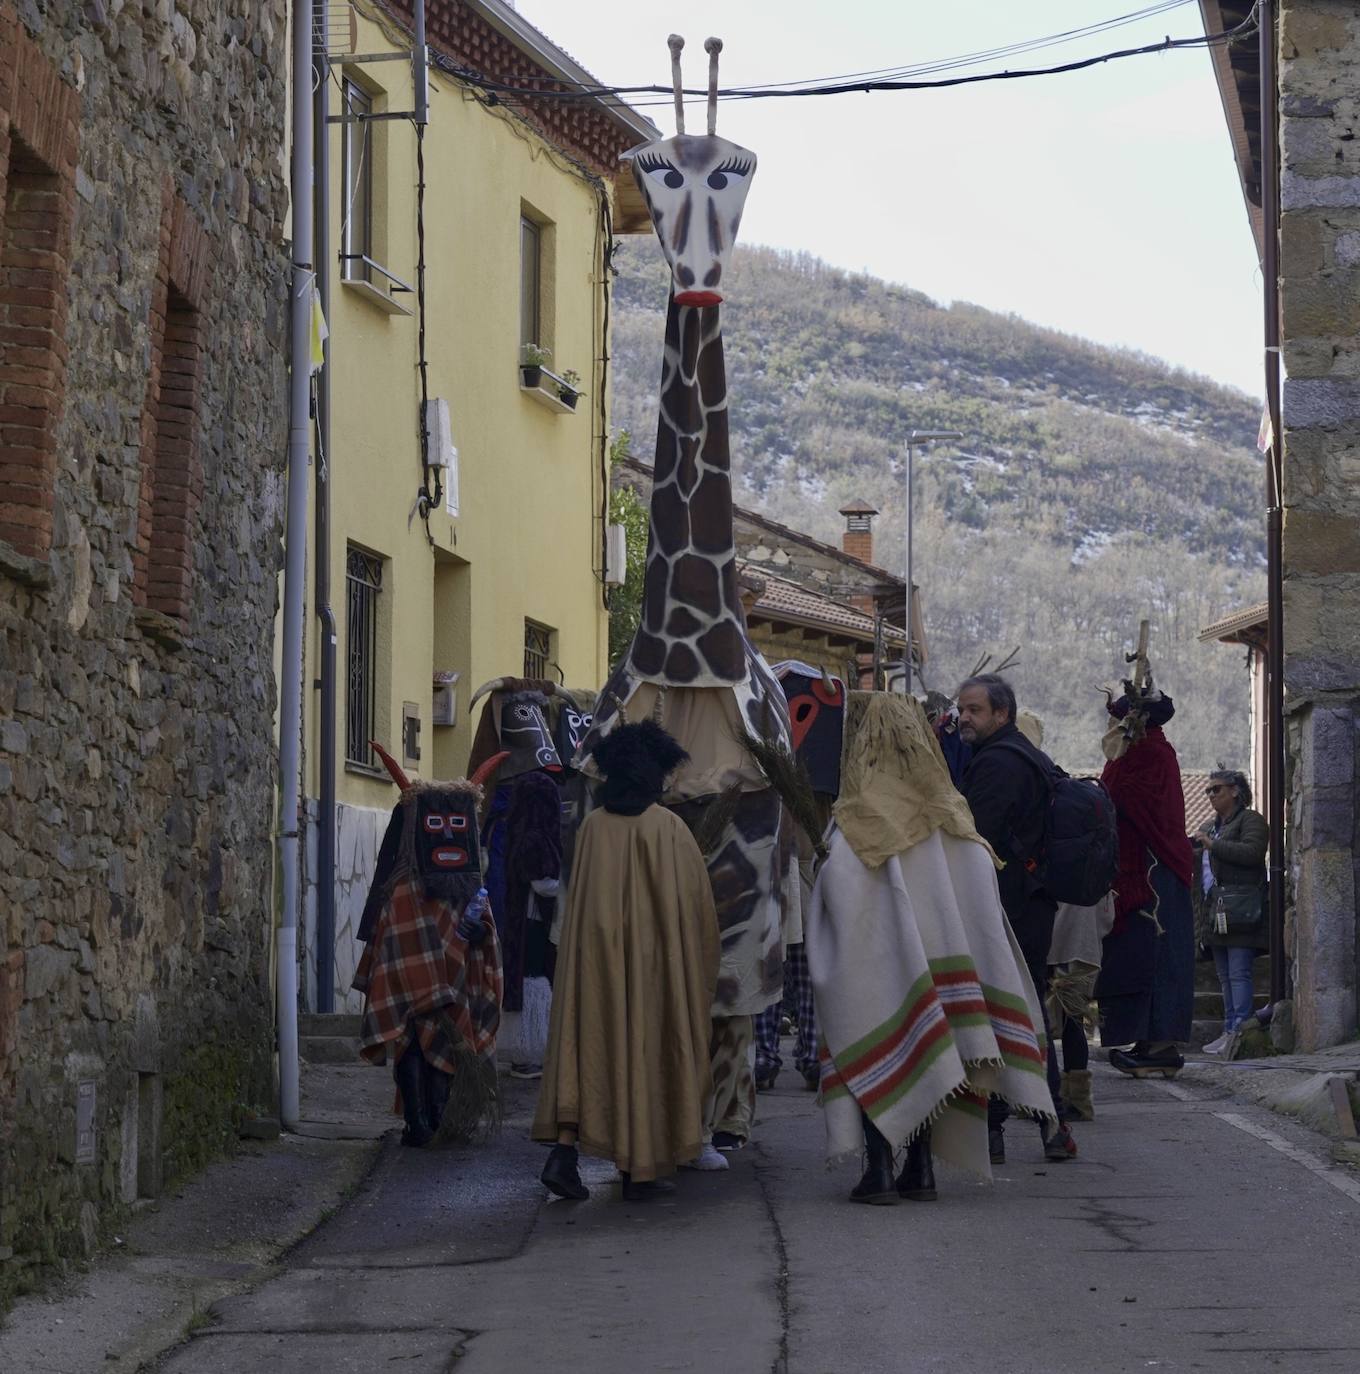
839,499,879,565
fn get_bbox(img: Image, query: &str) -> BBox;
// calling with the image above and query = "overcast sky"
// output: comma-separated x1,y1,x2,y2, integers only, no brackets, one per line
516,0,1264,397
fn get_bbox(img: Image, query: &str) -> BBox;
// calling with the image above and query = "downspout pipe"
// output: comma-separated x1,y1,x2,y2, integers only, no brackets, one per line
277,0,315,1130
1260,0,1287,1006
313,1,337,1015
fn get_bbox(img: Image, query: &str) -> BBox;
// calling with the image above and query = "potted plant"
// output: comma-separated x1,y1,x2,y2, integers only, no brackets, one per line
558,368,582,410
520,342,551,388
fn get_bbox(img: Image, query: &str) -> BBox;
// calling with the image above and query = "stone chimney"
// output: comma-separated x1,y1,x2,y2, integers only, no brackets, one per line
839,499,879,565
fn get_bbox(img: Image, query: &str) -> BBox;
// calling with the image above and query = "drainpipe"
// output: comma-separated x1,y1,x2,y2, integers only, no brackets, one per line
1260,0,1287,1006
277,0,315,1129
313,0,337,1015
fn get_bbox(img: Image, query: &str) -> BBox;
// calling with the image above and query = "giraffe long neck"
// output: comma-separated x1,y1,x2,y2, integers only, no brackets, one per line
629,299,748,686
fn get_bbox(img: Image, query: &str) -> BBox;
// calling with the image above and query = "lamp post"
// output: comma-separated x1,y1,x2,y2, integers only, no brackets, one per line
903,429,962,694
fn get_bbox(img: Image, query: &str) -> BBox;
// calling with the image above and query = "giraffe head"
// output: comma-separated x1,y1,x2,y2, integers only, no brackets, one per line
629,35,756,307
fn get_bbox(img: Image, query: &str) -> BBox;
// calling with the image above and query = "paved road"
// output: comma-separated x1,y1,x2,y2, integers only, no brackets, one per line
155,1057,1360,1373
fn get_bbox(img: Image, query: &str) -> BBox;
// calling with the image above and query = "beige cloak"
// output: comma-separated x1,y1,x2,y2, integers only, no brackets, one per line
532,804,720,1181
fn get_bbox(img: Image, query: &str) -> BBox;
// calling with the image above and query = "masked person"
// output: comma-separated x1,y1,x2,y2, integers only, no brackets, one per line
533,722,720,1202
353,749,504,1147
809,692,1054,1205
754,663,841,1093
1096,687,1195,1078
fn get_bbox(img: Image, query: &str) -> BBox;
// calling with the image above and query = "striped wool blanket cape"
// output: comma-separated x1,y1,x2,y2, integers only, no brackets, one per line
807,825,1054,1178
353,876,503,1075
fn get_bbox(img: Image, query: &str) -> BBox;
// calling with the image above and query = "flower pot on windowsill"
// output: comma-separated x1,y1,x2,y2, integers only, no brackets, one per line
521,364,543,388
557,387,579,410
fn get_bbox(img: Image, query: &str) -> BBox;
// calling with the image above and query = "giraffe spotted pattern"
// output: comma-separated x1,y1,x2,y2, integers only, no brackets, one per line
630,299,748,686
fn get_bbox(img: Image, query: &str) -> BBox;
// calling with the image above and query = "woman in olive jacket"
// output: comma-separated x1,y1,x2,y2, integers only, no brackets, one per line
1192,769,1268,1053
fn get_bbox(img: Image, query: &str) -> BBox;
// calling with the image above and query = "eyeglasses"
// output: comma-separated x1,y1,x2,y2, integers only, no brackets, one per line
1204,785,1230,796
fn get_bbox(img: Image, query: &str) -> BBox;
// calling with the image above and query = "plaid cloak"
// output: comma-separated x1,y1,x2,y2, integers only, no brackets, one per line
352,876,503,1073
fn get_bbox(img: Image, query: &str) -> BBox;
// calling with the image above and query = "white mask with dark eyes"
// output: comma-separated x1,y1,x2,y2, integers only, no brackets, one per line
631,134,756,307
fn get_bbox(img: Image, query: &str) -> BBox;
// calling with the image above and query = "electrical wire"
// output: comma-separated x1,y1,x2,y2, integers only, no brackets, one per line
444,4,1256,112
413,117,440,539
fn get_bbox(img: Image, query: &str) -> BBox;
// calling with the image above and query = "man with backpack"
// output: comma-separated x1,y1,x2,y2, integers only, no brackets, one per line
957,673,1079,1165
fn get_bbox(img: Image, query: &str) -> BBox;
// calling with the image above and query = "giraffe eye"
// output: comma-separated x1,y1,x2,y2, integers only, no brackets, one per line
708,158,752,190
637,153,684,190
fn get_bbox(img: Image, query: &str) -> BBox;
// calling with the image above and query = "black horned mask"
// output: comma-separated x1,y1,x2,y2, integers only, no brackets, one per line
499,691,562,778
554,700,594,770
411,784,482,901
777,663,845,796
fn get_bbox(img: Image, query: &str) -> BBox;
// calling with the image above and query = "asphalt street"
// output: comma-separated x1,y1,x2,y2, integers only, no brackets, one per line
154,1056,1360,1374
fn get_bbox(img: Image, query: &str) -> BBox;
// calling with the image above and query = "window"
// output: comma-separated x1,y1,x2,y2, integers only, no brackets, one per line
520,216,541,348
341,79,373,284
523,620,553,680
346,547,384,766
134,192,211,624
0,28,81,563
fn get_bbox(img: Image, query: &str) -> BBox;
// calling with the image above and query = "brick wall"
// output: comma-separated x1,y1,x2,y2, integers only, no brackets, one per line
134,188,211,622
0,7,79,561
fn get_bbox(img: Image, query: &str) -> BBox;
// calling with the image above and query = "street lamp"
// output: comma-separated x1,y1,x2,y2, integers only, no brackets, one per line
902,428,963,694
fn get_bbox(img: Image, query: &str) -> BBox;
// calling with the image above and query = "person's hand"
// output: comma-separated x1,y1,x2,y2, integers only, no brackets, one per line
458,916,487,945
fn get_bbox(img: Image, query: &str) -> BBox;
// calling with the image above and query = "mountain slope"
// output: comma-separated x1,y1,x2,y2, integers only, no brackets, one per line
610,242,1265,772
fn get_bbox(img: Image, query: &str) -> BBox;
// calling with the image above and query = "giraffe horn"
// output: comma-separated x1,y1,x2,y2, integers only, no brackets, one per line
704,37,722,136
668,34,686,135
370,740,410,791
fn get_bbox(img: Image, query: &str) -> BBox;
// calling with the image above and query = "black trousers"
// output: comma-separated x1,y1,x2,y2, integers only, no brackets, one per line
990,900,1063,1129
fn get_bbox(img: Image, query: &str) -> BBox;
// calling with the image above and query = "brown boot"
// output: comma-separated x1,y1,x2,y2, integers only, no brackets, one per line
1062,1069,1095,1122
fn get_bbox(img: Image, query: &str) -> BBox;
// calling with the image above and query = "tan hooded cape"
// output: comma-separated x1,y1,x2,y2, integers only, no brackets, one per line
532,804,720,1180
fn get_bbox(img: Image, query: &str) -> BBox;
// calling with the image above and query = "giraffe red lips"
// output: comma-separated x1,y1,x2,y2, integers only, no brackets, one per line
674,290,723,307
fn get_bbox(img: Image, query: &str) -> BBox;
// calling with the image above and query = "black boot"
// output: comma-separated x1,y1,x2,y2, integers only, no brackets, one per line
541,1144,589,1200
422,1061,451,1138
850,1111,898,1205
897,1126,937,1201
620,1173,677,1202
394,1044,432,1148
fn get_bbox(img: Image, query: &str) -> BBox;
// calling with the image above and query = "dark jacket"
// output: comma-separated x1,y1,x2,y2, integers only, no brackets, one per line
1195,805,1268,950
960,723,1055,964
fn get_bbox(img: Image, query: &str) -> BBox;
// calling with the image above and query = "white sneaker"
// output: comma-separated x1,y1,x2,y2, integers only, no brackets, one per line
1202,1033,1230,1055
680,1143,729,1171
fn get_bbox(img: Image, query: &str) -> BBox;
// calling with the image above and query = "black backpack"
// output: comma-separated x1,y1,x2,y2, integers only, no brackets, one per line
992,737,1119,908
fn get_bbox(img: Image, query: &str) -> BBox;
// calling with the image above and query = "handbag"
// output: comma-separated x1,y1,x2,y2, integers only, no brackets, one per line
1212,883,1265,936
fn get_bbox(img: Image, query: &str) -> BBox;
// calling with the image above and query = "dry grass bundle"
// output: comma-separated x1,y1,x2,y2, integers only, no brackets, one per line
738,729,827,861
431,1022,502,1146
687,781,745,856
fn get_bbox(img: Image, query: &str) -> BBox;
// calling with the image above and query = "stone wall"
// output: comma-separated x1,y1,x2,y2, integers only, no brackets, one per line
0,0,288,1300
1278,0,1360,1048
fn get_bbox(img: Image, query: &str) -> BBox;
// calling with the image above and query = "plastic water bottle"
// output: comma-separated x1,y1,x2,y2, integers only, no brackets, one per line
459,887,489,944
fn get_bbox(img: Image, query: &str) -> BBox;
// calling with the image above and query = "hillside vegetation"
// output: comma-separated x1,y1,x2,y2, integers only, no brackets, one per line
611,242,1265,772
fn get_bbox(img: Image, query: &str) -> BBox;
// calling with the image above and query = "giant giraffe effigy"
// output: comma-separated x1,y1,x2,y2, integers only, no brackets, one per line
577,36,796,1144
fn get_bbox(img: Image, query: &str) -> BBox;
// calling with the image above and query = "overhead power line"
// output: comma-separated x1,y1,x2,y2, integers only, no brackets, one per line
438,2,1256,115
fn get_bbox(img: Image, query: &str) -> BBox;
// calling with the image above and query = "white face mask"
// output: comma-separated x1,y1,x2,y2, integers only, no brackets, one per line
630,133,757,306
1101,721,1130,762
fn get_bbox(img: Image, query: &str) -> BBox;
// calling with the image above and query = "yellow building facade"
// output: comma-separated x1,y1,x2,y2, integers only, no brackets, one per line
299,1,652,1008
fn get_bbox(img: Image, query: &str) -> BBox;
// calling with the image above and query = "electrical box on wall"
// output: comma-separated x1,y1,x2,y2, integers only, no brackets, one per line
432,670,459,727
605,522,628,586
402,701,421,765
423,398,458,517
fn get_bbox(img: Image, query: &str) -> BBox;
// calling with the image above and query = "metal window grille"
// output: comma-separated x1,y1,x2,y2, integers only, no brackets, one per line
346,548,383,766
523,620,552,680
520,216,541,347
341,80,373,284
